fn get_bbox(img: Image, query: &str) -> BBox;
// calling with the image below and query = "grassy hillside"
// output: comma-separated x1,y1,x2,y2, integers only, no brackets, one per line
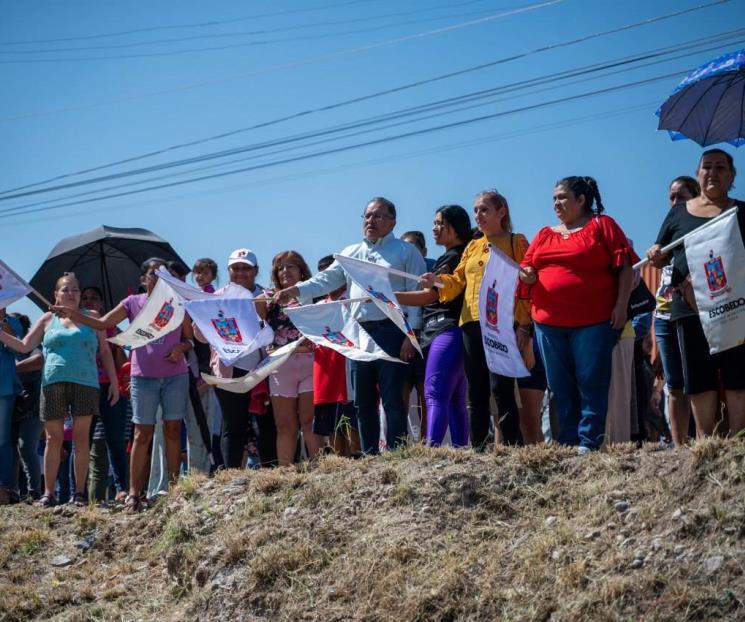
2,439,744,621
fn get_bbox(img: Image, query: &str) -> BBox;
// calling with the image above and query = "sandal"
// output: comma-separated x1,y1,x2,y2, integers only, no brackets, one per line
123,494,141,514
70,492,87,507
36,493,57,508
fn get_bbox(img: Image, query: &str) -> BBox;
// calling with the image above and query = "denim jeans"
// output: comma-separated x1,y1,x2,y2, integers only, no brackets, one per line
130,374,188,425
11,414,43,496
56,440,74,503
0,395,15,489
352,321,408,454
653,316,684,391
89,389,129,498
535,321,619,450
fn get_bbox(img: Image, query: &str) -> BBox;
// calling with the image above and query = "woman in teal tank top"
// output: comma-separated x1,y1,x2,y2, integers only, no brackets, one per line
0,274,119,507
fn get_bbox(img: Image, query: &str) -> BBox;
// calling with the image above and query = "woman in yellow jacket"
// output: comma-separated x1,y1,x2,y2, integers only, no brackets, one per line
423,190,545,448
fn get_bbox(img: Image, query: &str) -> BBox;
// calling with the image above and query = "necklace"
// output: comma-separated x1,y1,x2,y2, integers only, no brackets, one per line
556,221,588,239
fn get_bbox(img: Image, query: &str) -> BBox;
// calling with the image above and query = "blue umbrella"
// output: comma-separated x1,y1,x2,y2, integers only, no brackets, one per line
657,49,745,147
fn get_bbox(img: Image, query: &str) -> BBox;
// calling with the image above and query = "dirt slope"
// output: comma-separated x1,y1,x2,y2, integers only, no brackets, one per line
1,439,744,621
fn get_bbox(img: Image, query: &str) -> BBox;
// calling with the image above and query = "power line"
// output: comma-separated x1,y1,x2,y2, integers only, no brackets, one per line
0,0,382,45
0,7,516,60
0,1,564,63
0,0,497,52
0,41,686,201
0,101,657,227
0,69,689,220
1,2,729,198
0,0,726,124
2,39,722,217
3,54,692,216
0,29,745,209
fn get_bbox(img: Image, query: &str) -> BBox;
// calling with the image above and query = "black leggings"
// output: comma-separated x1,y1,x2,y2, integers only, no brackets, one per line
461,321,521,448
215,373,277,469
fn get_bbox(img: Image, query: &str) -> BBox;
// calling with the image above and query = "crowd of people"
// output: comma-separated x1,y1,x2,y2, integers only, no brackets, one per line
0,147,743,511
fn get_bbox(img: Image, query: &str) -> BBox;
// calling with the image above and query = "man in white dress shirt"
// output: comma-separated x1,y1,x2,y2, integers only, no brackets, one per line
274,197,426,453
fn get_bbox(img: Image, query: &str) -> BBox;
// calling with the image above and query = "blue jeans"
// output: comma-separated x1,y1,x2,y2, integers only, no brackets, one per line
653,316,684,391
0,395,15,489
11,414,43,496
535,322,619,450
56,440,74,503
97,390,128,492
352,321,408,454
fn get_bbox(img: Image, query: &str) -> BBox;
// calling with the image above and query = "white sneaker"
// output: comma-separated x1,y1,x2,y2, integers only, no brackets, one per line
577,446,592,456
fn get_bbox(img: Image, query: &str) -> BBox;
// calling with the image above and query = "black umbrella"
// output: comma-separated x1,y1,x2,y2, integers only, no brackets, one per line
29,225,186,311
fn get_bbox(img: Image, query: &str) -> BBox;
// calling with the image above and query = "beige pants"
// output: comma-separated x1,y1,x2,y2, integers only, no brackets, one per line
605,337,635,445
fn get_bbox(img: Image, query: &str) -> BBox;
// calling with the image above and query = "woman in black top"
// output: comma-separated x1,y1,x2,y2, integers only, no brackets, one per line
396,205,472,446
647,149,745,438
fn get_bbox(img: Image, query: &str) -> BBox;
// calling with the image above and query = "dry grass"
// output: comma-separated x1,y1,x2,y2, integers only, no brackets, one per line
1,438,745,620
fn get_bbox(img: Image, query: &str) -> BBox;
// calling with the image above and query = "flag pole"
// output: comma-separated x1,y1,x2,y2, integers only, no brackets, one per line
333,254,444,288
633,206,739,270
291,297,371,310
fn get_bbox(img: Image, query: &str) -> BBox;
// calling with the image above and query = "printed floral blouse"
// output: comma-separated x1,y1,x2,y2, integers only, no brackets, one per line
264,291,310,349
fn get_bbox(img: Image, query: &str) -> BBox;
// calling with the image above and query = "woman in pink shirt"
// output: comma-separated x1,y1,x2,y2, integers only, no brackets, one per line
55,258,193,512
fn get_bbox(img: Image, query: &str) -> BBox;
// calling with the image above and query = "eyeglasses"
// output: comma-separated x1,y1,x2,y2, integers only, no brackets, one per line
362,212,393,222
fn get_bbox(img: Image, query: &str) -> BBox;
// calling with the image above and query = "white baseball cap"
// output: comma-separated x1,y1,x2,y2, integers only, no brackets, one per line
228,248,257,267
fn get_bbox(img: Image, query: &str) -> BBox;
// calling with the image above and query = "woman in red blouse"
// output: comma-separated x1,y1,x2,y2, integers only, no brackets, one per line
519,176,635,453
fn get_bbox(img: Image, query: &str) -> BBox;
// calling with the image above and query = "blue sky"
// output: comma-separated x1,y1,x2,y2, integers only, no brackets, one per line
1,0,743,320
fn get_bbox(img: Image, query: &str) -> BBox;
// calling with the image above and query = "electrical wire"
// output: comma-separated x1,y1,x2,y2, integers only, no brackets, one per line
0,0,727,124
1,28,738,203
0,0,383,45
0,100,657,227
0,69,689,220
0,0,498,51
0,0,563,63
0,0,730,199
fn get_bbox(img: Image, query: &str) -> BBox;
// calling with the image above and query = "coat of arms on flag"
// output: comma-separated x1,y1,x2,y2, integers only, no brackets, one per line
322,326,354,347
366,285,397,308
685,207,745,353
485,280,499,329
150,298,175,330
478,246,529,378
704,249,730,298
211,310,243,343
286,298,402,363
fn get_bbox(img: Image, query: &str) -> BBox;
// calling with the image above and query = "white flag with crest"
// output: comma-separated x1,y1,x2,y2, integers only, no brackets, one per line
286,298,403,363
685,207,745,354
333,254,421,355
0,259,32,310
478,246,529,378
201,340,301,394
186,285,273,367
109,268,212,348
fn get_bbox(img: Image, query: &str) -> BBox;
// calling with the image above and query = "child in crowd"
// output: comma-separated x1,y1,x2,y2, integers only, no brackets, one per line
192,258,218,294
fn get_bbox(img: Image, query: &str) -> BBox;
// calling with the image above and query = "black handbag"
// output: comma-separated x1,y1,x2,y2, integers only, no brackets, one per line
627,279,656,318
594,216,656,319
12,388,33,422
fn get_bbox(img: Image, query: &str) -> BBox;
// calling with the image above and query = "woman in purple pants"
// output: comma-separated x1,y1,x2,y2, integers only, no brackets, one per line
396,205,472,446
